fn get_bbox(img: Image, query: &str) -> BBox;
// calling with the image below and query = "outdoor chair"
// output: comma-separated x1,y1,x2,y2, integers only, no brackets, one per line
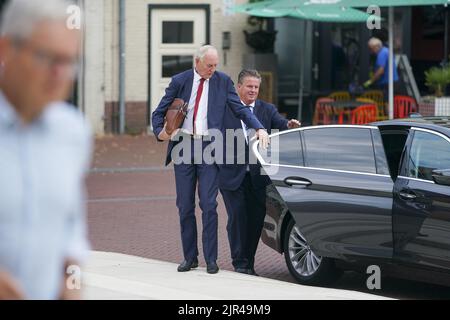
361,90,384,107
328,91,351,101
351,104,377,125
394,95,418,119
357,97,388,121
313,97,335,125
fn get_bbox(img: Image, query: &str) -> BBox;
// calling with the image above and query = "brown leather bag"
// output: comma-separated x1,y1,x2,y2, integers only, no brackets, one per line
164,98,188,135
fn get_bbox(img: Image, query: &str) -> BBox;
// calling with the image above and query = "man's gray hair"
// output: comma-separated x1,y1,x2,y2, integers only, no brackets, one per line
368,37,382,49
238,69,262,85
1,0,75,40
195,45,218,61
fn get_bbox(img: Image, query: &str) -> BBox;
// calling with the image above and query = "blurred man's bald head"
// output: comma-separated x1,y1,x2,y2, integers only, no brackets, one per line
1,0,75,40
368,37,383,54
0,0,82,123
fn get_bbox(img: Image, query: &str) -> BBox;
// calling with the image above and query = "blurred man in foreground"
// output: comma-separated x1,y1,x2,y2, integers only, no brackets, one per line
0,0,91,299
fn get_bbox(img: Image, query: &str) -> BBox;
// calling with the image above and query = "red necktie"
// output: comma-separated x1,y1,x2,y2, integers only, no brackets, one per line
192,78,205,134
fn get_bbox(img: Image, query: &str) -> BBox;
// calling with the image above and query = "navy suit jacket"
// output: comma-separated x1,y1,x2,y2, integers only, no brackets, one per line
152,70,264,166
219,99,289,191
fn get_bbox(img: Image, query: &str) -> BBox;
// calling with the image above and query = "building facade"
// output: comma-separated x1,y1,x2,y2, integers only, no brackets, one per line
81,0,253,136
0,1,446,134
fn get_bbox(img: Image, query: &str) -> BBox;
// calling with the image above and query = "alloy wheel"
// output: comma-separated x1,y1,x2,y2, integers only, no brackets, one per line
288,225,322,277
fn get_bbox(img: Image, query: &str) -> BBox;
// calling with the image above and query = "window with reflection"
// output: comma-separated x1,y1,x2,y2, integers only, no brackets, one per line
162,21,193,44
303,127,376,173
408,131,450,181
260,131,303,166
162,55,193,78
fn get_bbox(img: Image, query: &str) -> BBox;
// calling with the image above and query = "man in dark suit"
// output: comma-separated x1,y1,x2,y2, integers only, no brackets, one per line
152,46,269,274
219,69,300,276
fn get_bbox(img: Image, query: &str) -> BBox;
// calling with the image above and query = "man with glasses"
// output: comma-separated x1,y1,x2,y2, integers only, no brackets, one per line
0,0,91,299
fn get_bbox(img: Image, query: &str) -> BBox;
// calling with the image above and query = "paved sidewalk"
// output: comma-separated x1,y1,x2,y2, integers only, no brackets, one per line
82,251,392,300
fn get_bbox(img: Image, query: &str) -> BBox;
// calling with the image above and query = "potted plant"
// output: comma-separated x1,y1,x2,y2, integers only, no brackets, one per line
424,66,450,116
424,66,450,97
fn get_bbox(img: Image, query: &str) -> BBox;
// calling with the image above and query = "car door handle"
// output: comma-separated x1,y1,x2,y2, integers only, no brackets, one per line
284,177,312,187
399,190,417,200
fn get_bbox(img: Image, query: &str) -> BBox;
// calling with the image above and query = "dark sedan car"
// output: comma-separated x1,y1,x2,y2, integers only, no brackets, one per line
252,117,450,286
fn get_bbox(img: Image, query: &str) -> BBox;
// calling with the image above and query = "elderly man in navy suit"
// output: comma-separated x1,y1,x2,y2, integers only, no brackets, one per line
219,69,300,276
152,46,269,274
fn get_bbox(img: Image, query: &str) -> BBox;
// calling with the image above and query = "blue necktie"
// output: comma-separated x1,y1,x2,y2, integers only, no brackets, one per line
244,106,254,132
244,106,254,170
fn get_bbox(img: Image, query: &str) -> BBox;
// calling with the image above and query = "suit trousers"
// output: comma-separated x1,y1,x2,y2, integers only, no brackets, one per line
221,172,266,270
173,137,219,264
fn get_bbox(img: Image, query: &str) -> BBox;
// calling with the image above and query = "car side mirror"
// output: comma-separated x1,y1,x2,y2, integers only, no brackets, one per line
432,169,450,186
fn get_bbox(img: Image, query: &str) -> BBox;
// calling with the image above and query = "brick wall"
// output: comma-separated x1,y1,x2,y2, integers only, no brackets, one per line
104,101,148,135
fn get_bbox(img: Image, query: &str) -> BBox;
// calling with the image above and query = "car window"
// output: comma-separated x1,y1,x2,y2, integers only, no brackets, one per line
260,131,303,166
380,129,409,179
407,130,450,181
303,127,377,174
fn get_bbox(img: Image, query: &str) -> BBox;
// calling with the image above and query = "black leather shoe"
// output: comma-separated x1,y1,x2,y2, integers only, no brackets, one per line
234,268,250,274
206,262,219,274
177,259,198,272
248,269,259,276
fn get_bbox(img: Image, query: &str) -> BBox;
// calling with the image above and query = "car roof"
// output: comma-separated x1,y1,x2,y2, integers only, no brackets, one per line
371,116,450,136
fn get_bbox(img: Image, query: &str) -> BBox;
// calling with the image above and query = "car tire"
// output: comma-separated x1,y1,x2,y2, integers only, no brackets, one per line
283,219,340,286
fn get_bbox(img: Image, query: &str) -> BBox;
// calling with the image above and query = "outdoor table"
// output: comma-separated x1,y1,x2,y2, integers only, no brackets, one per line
330,100,367,109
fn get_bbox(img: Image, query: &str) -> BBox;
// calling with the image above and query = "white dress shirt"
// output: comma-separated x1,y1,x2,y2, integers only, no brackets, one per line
0,91,92,299
240,102,256,172
182,69,209,135
241,101,255,143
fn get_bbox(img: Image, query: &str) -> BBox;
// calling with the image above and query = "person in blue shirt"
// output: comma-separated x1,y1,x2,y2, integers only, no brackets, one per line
0,0,91,300
364,37,399,98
